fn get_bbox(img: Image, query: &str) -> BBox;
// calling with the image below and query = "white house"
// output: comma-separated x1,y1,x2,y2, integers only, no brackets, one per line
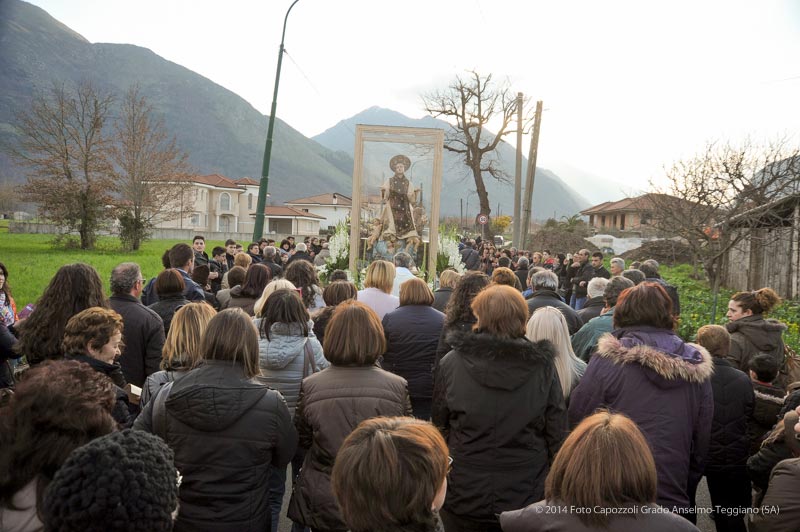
284,193,352,231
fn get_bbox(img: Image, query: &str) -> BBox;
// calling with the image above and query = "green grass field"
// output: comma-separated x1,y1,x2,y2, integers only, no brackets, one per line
0,233,234,307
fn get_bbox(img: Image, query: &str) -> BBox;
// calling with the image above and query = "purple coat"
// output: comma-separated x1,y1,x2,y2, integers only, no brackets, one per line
568,326,714,511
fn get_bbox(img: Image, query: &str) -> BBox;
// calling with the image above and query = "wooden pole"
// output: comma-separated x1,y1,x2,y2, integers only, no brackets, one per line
513,92,523,247
520,100,543,251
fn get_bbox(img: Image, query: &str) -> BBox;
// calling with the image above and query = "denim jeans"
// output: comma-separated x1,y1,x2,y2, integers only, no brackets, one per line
570,294,587,310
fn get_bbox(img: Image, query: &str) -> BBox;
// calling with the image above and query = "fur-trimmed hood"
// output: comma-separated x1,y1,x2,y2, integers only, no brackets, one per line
446,330,556,391
595,326,713,385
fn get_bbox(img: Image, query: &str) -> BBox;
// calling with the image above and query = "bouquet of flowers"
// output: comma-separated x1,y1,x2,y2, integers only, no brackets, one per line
317,222,350,284
437,227,466,275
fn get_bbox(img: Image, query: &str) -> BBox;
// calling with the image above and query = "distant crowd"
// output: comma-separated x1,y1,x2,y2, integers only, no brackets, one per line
0,232,798,532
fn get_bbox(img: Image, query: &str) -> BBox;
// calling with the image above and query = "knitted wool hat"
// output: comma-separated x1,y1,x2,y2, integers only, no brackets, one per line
42,429,178,532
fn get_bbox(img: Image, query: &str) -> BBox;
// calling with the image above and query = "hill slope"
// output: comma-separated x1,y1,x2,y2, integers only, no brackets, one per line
0,0,351,203
314,106,590,218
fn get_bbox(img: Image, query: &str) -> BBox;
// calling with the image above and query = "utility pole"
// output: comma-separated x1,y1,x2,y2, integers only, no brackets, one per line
460,198,463,229
253,0,301,240
520,100,543,251
513,92,523,247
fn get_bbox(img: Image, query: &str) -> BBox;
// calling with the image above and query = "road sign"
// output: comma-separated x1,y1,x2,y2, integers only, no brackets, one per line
477,214,488,225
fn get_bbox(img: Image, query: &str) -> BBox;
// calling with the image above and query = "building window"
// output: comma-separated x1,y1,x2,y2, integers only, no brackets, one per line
641,212,651,225
220,192,231,211
190,213,200,226
248,193,253,210
302,208,309,212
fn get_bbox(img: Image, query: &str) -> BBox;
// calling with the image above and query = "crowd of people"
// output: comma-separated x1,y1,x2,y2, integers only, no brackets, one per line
0,233,798,532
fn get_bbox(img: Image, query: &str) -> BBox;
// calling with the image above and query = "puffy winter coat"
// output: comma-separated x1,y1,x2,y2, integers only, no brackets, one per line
288,365,412,531
432,331,566,526
133,361,297,532
706,358,754,474
726,314,787,373
381,305,444,401
254,319,328,416
568,327,714,511
749,380,785,453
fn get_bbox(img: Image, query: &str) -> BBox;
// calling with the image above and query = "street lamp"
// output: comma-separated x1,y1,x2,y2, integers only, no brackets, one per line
253,0,301,240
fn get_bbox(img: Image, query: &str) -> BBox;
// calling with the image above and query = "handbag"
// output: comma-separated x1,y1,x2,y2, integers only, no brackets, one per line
302,339,317,378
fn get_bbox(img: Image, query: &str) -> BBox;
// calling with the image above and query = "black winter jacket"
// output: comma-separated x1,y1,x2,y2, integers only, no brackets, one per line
706,358,754,473
526,289,583,334
147,294,189,336
110,294,166,387
134,361,297,532
435,320,474,366
432,287,453,313
576,296,605,323
381,305,445,400
65,353,135,428
432,331,566,526
749,381,785,453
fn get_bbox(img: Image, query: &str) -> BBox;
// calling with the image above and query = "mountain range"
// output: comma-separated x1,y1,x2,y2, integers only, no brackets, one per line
0,0,590,218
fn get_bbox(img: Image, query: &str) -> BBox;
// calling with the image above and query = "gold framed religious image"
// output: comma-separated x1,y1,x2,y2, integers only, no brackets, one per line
349,125,444,278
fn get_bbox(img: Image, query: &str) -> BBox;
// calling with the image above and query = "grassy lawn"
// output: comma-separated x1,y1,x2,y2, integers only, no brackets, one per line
0,233,233,307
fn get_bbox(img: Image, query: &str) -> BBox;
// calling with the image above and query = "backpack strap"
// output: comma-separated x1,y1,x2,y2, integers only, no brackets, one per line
152,381,174,440
303,338,318,378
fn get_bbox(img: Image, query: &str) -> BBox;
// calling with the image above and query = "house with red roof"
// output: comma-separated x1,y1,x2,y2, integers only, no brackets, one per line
154,174,328,236
284,192,352,230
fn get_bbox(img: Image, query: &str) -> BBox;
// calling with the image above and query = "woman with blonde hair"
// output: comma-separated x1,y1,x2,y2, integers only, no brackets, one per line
433,269,460,312
254,279,297,318
140,302,217,406
357,260,399,320
432,284,565,532
526,306,587,403
500,411,699,531
382,277,445,420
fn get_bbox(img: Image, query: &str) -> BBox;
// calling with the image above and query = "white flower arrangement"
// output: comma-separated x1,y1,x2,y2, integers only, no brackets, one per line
317,222,351,283
438,232,466,275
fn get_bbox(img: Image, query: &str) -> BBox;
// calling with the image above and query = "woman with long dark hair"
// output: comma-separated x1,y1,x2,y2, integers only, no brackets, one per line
432,285,566,532
222,263,272,316
14,263,108,364
256,288,328,532
147,269,189,335
134,308,297,532
435,271,489,363
285,260,324,311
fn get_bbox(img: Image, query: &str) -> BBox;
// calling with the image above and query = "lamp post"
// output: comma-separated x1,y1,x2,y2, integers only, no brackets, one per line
253,0,301,240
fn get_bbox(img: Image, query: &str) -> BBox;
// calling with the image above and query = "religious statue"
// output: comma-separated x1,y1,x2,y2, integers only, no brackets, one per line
370,154,427,259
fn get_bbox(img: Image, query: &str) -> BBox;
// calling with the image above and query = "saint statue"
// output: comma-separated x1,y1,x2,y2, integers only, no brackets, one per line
372,154,424,257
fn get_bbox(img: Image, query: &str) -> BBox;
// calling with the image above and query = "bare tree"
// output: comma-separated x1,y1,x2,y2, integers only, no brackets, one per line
649,137,800,293
12,82,115,249
111,86,192,250
422,71,525,217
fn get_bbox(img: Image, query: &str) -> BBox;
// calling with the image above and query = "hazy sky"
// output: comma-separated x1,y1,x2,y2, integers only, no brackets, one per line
26,0,800,198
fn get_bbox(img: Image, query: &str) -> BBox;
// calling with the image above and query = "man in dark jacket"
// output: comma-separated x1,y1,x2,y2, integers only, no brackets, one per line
514,257,529,291
209,246,227,294
569,249,591,309
640,259,680,315
286,242,313,265
169,244,206,302
696,325,754,532
261,246,284,279
460,240,480,271
571,276,633,361
576,276,608,323
109,262,166,387
527,270,582,334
